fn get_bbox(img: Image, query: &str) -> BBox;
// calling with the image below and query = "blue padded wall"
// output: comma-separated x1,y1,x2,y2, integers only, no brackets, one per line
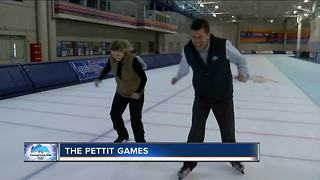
141,55,160,69
0,53,182,100
141,53,181,70
154,54,171,67
273,51,286,54
169,53,181,64
22,62,79,91
0,65,33,99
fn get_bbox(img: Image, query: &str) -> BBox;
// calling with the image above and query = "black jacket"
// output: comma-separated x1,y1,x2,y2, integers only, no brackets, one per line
184,35,233,104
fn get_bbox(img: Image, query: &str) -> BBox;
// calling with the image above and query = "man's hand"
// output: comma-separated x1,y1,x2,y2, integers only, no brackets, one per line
237,74,248,82
130,93,141,100
171,77,178,85
94,80,101,87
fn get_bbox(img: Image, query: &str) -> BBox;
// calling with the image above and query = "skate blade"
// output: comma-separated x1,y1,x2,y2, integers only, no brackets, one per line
178,174,186,180
234,168,245,175
114,138,129,143
231,165,245,175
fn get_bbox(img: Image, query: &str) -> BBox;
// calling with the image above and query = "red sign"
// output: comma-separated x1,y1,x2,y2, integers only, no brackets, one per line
30,43,41,62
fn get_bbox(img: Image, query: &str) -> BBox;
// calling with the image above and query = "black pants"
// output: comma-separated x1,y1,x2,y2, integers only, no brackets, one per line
184,96,236,168
110,92,145,142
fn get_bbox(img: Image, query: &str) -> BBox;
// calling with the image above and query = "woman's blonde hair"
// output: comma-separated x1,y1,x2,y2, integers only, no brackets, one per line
110,40,132,52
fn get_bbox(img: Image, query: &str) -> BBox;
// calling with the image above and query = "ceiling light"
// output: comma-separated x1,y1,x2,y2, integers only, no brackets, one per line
200,3,204,7
293,10,297,14
304,0,309,2
212,13,216,17
270,19,274,23
297,5,302,9
318,15,320,18
304,13,308,17
215,5,219,9
232,15,235,18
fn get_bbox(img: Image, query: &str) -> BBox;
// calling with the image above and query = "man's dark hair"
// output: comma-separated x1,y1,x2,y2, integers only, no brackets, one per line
190,19,210,33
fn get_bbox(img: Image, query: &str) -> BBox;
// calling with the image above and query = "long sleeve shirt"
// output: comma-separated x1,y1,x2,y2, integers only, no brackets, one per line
98,57,147,93
175,40,249,80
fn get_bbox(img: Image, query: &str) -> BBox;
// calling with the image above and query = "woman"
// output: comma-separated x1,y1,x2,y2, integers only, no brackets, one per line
95,40,147,143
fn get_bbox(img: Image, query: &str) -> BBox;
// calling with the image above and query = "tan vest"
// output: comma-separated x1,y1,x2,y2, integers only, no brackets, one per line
109,51,142,97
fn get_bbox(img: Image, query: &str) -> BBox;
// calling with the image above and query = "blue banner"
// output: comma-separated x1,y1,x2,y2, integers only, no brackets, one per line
58,143,259,162
68,58,109,81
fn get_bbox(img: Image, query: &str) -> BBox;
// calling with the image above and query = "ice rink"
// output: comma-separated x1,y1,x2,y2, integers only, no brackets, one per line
1,55,320,180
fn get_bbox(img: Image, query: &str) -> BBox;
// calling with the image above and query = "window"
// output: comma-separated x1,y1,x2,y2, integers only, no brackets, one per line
0,37,11,60
134,42,142,55
61,41,71,56
100,0,107,11
107,1,111,12
11,38,25,59
148,41,155,53
83,42,89,56
87,0,98,9
88,42,94,55
56,41,62,57
57,41,110,57
165,17,169,24
77,42,84,56
0,36,26,64
69,0,81,5
71,42,78,56
101,42,110,55
93,42,102,55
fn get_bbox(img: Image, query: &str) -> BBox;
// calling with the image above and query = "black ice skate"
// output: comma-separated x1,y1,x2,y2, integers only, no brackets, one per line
177,166,194,180
230,162,245,174
114,136,129,143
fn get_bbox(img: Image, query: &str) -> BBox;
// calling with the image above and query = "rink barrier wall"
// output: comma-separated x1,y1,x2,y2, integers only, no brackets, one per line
0,53,181,100
21,61,79,92
240,50,320,63
294,51,320,64
241,50,320,64
0,64,34,99
240,50,296,55
68,57,111,83
140,54,161,69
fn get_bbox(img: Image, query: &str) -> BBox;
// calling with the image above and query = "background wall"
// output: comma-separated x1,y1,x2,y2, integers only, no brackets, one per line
0,0,37,64
0,0,315,65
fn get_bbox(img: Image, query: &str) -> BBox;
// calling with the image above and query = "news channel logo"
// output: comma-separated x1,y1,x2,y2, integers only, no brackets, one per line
24,143,57,161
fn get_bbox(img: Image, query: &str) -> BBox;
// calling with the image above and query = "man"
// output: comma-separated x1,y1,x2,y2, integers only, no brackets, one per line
171,19,249,179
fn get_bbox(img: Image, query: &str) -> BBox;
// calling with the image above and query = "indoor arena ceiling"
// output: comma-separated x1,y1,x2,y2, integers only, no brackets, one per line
173,0,320,22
